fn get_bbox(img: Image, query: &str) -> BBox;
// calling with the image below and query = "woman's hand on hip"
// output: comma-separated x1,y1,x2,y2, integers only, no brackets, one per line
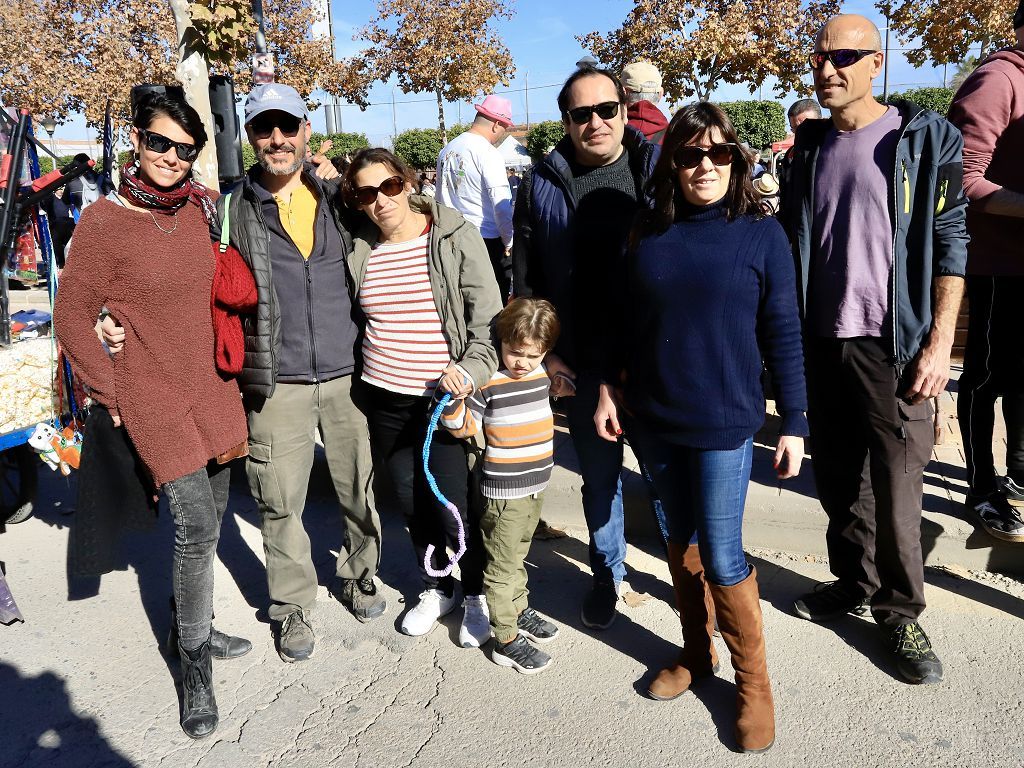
594,382,622,443
774,435,804,479
98,315,124,354
438,365,472,399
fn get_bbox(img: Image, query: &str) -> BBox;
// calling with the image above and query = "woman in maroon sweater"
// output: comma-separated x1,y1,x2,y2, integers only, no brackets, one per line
54,94,250,740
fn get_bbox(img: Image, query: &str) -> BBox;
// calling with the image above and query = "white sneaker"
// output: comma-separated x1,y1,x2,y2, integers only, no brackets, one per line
400,589,457,636
459,595,491,648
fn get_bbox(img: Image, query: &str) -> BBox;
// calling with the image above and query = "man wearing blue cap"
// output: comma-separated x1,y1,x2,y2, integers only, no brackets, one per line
219,83,383,662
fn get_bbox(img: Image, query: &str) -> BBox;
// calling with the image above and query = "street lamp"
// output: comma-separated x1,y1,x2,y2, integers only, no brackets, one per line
39,116,58,161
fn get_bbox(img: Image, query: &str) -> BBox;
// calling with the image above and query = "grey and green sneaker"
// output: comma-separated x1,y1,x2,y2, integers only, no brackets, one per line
516,607,559,644
492,635,552,675
890,622,943,684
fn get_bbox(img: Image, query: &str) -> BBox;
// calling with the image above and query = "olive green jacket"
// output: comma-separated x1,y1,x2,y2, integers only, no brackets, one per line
349,194,502,389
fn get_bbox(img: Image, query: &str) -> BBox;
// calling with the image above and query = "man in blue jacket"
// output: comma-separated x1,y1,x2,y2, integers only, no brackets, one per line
512,66,660,629
781,14,968,685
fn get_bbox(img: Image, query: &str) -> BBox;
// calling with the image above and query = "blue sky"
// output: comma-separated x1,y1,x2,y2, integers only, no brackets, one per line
58,0,955,147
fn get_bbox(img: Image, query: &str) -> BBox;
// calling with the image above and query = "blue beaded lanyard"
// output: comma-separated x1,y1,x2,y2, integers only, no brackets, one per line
421,393,466,577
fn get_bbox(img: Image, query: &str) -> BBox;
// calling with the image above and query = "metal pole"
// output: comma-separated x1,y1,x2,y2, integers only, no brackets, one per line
325,103,336,133
525,72,530,130
251,0,268,54
391,90,397,141
883,20,891,100
1,111,31,346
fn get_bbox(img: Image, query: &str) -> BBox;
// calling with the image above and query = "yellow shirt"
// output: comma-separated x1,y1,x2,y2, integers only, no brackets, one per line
273,180,317,260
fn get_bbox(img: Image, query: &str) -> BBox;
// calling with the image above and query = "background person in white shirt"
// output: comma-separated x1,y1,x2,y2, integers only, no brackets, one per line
437,95,516,301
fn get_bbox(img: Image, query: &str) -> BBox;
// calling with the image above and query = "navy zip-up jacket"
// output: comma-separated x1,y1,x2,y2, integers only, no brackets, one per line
780,100,969,365
511,126,659,373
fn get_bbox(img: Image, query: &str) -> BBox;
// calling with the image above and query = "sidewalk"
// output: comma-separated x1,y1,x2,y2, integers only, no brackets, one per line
2,376,1023,767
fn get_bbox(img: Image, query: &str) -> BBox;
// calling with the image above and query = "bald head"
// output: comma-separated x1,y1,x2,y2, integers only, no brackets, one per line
816,14,882,51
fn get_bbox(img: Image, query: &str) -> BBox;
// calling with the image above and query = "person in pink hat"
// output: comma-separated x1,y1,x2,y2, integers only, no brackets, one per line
437,94,516,301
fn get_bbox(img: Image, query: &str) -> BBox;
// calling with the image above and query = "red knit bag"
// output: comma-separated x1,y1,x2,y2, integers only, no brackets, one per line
211,241,256,376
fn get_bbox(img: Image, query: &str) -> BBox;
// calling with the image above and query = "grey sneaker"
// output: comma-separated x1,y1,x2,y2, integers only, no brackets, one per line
966,492,1024,542
516,607,559,644
793,581,868,621
492,635,552,675
277,609,314,663
338,578,387,623
1001,476,1024,507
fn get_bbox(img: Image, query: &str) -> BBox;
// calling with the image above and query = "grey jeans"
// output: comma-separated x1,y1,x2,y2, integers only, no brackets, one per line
164,461,232,649
246,375,378,622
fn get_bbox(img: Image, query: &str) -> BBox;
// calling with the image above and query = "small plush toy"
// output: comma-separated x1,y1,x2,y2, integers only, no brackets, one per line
27,422,81,475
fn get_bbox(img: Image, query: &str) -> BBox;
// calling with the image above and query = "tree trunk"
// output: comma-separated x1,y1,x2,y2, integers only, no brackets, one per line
436,88,447,145
168,0,218,189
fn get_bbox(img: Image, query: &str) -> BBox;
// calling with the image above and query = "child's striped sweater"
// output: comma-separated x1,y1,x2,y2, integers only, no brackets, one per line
440,365,554,499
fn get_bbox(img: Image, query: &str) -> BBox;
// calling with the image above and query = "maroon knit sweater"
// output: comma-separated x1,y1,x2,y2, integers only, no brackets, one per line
948,48,1024,276
54,198,248,486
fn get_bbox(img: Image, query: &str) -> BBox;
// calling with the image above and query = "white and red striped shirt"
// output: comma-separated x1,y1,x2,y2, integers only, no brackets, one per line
359,229,450,396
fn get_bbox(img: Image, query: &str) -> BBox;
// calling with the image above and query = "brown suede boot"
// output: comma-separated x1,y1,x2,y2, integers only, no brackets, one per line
648,542,719,701
710,567,775,753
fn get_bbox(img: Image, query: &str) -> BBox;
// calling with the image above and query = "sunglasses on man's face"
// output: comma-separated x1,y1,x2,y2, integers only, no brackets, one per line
673,143,737,170
352,175,405,206
808,49,878,71
565,101,620,126
248,113,304,140
139,129,198,162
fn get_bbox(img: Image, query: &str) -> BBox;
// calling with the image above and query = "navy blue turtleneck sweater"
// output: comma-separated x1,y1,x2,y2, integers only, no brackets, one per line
617,200,808,449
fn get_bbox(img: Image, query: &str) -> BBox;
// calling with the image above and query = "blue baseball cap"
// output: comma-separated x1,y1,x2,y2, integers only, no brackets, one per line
244,84,307,125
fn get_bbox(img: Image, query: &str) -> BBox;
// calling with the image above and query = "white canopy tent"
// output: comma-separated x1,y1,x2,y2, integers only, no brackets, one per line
497,136,532,169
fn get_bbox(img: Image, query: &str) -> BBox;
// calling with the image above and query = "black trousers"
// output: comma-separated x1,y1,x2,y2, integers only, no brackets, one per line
957,276,1024,495
361,382,485,596
484,237,511,304
805,337,933,627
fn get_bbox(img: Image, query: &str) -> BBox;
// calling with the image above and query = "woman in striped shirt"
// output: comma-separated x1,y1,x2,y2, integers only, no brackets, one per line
343,148,503,646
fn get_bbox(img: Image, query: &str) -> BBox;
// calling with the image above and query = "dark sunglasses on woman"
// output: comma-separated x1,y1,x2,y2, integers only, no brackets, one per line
248,113,304,139
673,143,738,170
808,49,878,70
565,101,620,125
139,129,199,162
352,175,405,206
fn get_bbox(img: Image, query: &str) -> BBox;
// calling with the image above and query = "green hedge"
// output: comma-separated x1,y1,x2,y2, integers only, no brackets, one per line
716,101,787,150
392,125,469,170
525,121,565,159
883,87,954,117
309,131,371,159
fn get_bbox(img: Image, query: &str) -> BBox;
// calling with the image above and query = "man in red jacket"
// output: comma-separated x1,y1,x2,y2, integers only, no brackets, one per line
621,61,669,144
948,2,1024,543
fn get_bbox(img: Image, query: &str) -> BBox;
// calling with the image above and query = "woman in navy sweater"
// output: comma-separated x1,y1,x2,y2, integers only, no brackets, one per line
594,103,807,754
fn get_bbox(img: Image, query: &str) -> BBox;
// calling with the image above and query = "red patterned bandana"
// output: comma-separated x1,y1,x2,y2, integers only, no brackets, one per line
119,160,219,235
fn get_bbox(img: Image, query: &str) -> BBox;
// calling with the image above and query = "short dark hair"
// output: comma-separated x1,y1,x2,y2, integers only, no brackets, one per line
342,147,418,208
496,297,560,353
131,92,208,153
556,66,627,116
632,102,761,245
787,98,821,119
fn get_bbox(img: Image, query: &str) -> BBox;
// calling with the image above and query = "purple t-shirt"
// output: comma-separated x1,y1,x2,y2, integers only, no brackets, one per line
808,106,901,338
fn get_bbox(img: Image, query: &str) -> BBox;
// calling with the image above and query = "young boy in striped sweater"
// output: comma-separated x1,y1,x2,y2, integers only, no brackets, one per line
441,298,566,674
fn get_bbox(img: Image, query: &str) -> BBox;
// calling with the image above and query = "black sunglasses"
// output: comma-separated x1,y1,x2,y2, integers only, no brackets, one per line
565,101,620,126
351,175,405,206
138,129,198,162
808,49,879,70
248,113,304,139
673,143,738,170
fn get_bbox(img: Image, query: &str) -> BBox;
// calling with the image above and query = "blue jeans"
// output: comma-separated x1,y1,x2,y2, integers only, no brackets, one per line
565,373,627,586
629,420,753,587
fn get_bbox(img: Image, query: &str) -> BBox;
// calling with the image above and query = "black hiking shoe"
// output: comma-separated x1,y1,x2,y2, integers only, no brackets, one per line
492,635,552,675
889,622,943,684
517,607,559,644
793,580,868,621
580,582,618,630
336,578,387,623
966,491,1024,542
276,609,315,662
179,641,218,739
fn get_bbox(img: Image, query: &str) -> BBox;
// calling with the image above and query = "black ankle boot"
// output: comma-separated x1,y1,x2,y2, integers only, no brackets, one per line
169,599,252,659
179,640,218,739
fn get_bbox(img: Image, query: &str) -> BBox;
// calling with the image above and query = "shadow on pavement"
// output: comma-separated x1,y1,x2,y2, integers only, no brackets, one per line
0,662,135,768
924,565,1024,620
748,554,903,684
